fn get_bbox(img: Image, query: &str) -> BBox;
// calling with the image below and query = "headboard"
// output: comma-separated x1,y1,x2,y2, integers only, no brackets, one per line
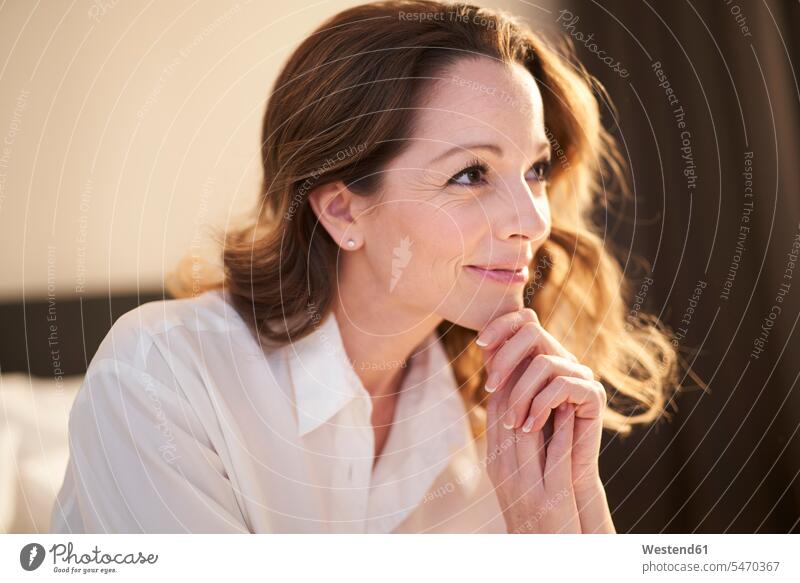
0,292,168,377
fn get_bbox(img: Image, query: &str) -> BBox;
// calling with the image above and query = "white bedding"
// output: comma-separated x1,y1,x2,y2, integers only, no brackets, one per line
0,372,82,533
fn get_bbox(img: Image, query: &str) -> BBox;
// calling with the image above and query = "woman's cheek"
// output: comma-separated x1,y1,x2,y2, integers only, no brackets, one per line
381,198,480,294
391,214,454,293
434,206,486,278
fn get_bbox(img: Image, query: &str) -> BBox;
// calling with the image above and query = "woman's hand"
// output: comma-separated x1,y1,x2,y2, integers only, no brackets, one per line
479,308,615,533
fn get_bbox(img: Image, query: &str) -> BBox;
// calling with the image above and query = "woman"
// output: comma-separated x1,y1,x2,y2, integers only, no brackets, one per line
51,0,678,534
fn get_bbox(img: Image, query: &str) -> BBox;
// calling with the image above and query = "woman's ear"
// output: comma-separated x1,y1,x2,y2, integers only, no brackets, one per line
307,180,363,250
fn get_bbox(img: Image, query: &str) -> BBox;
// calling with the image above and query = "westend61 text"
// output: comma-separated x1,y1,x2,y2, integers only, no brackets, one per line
642,544,708,555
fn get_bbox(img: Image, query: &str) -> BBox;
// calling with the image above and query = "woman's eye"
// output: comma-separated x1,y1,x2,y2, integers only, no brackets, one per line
527,159,553,183
446,159,552,188
447,164,488,187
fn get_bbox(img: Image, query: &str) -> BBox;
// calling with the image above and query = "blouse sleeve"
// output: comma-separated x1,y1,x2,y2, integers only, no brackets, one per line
50,355,250,533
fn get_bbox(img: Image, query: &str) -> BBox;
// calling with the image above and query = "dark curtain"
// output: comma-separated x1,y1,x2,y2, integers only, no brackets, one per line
546,0,800,532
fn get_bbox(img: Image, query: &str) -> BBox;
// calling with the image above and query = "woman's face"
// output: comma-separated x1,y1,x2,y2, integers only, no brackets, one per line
352,56,552,331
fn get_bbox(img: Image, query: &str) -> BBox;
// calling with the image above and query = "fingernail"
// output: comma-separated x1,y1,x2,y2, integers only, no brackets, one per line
522,417,535,433
476,332,493,346
485,371,501,392
502,413,516,430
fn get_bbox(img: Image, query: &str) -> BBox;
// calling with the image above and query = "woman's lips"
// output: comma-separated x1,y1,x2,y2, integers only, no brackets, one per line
465,265,529,284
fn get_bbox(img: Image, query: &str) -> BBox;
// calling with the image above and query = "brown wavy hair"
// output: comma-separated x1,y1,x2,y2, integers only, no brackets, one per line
167,0,684,440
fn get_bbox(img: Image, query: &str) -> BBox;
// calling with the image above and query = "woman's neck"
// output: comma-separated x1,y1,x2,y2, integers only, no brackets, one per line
331,281,442,400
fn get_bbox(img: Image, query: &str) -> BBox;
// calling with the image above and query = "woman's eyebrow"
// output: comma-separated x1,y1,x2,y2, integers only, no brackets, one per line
428,140,550,165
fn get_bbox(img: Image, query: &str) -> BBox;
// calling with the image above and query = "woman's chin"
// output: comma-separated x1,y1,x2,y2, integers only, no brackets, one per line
443,298,525,332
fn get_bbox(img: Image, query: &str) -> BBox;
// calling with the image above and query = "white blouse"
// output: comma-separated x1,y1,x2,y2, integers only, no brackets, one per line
50,288,507,533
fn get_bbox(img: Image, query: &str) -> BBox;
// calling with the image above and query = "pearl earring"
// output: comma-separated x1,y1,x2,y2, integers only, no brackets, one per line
346,239,355,249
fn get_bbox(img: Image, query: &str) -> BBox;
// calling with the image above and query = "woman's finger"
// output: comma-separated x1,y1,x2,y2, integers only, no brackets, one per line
476,309,537,396
514,418,546,489
571,411,604,485
485,386,500,475
543,403,575,490
475,308,539,350
493,389,519,480
511,354,551,478
485,390,517,483
504,354,595,430
527,377,606,433
480,319,580,394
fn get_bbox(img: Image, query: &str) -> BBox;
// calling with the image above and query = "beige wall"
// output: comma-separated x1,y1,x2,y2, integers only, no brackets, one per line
0,0,552,301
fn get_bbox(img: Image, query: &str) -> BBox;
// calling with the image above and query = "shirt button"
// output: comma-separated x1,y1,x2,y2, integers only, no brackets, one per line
348,463,354,481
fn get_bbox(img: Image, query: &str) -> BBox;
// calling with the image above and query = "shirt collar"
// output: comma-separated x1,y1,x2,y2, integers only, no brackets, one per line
285,310,367,436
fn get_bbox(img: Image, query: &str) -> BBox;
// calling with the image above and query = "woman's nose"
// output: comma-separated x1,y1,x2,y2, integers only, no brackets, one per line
493,181,550,244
